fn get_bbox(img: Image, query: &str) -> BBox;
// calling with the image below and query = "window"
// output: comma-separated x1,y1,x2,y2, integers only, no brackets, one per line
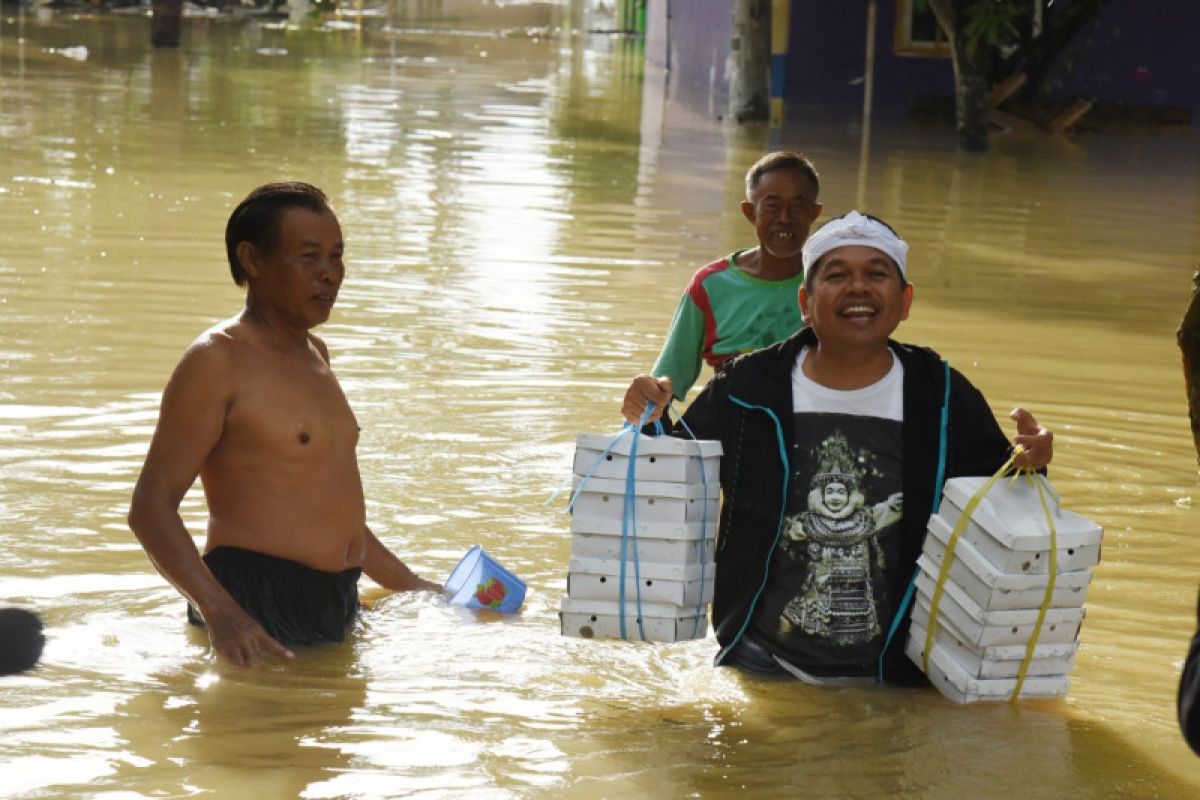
894,0,951,57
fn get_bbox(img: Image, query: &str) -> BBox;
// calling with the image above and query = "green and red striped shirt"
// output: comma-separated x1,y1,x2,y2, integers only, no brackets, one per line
651,250,805,400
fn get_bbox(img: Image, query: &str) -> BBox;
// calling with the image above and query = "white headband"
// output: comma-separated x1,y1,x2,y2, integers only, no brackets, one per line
801,211,908,279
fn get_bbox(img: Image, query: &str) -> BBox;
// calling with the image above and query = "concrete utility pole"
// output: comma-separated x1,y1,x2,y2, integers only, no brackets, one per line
151,0,182,48
729,0,770,123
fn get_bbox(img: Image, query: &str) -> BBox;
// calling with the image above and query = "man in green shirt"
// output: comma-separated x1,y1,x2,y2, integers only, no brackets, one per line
622,151,823,424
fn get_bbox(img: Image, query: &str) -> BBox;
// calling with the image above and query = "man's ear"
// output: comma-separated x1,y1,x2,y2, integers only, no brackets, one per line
740,199,756,225
798,285,811,323
236,241,261,279
899,282,914,322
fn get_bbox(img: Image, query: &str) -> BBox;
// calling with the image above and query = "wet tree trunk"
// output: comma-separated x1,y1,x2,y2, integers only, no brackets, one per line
151,0,183,49
1178,270,1200,466
1005,0,1114,104
927,0,993,151
729,0,770,123
949,31,992,151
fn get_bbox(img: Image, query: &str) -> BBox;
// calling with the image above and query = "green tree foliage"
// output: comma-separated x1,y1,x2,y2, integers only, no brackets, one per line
923,0,1110,150
960,0,1021,58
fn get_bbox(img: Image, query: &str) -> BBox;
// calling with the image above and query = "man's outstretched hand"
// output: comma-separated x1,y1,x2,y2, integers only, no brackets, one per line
1010,407,1053,470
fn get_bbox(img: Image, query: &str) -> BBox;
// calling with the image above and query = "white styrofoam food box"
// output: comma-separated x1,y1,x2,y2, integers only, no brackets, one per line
566,556,716,607
911,567,1084,647
938,476,1103,574
570,526,717,565
908,617,1077,680
559,596,708,641
571,481,719,564
571,476,719,525
905,622,1069,703
922,515,1092,610
574,433,722,484
570,515,714,541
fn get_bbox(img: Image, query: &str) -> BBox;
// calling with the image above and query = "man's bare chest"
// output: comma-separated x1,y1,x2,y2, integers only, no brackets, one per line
224,354,359,460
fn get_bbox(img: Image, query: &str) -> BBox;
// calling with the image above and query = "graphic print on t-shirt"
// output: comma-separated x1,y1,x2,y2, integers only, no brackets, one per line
756,412,903,672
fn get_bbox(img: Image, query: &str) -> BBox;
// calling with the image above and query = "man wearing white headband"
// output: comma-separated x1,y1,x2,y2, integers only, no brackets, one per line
802,210,909,280
656,211,1054,686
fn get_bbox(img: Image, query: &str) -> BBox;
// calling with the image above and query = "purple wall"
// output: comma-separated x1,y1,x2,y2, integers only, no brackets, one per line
648,0,955,113
1050,0,1200,111
785,0,1200,113
786,1,952,109
647,0,1198,116
646,0,732,108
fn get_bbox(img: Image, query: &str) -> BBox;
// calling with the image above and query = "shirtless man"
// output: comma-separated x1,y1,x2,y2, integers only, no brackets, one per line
128,182,439,667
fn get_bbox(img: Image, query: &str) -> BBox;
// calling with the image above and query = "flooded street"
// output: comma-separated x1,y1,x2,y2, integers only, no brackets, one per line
2,3,1199,797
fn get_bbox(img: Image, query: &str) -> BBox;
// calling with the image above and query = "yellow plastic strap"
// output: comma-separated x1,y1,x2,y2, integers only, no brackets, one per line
921,449,1020,676
1009,471,1058,702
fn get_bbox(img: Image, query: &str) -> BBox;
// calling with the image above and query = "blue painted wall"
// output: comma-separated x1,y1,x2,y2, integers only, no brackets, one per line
1048,0,1200,111
785,0,952,109
647,0,1198,116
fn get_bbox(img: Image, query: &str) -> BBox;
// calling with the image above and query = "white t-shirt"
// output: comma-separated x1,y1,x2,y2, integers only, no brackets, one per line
791,347,904,420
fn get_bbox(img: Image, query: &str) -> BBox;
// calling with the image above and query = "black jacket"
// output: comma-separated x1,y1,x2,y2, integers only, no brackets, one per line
674,327,1014,684
1179,589,1200,754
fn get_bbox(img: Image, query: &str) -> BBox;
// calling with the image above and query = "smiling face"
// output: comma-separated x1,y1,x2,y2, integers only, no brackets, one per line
740,168,822,260
242,206,345,329
822,481,850,513
798,245,913,351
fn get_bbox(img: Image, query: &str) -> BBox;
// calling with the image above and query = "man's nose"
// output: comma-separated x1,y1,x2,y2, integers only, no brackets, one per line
847,271,870,290
319,258,343,282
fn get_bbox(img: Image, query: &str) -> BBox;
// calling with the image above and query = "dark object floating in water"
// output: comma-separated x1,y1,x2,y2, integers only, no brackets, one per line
0,607,45,675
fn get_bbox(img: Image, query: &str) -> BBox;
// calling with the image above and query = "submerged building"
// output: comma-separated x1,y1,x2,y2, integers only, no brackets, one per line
643,0,1198,127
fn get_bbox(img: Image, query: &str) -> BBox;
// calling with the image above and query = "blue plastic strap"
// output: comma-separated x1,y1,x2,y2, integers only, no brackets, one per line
619,402,655,640
548,403,667,639
550,405,660,640
714,396,790,665
878,566,920,682
931,360,951,514
877,359,952,681
672,406,709,639
549,424,635,511
548,404,668,510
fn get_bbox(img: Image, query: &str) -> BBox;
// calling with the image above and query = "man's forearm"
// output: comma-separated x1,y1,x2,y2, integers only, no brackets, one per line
361,528,440,592
128,495,236,617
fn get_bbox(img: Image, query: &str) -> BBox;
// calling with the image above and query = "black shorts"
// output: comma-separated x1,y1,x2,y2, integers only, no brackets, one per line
187,546,361,646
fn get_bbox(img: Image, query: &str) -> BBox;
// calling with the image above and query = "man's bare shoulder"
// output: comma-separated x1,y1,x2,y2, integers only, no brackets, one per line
187,314,272,358
307,332,332,366
150,319,251,435
168,317,251,387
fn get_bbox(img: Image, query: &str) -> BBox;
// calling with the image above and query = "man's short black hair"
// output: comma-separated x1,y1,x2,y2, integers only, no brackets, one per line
744,151,820,200
225,182,330,286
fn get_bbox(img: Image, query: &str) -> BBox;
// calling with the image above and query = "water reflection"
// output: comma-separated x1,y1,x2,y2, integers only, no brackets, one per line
2,3,1200,798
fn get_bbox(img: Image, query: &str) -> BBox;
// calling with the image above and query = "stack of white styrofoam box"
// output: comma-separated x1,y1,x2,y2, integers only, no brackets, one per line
905,475,1103,703
560,433,722,642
